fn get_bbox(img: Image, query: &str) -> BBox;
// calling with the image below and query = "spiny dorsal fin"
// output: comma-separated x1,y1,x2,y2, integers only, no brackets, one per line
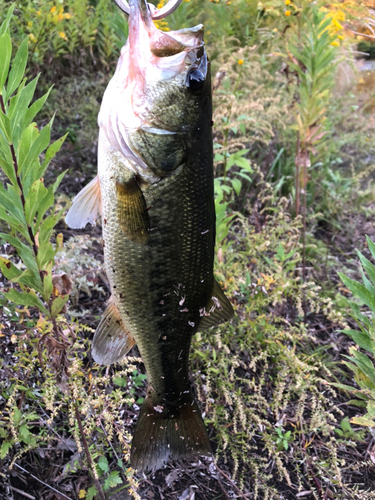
65,176,102,229
92,298,135,365
197,279,234,331
116,177,150,244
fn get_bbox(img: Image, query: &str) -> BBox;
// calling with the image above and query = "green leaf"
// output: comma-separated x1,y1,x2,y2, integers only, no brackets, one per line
366,236,375,261
5,38,29,101
19,424,30,442
0,32,11,91
0,184,25,225
113,377,127,387
13,408,21,424
357,249,375,285
231,178,241,196
34,185,55,231
16,122,39,179
10,77,39,145
25,179,48,227
40,134,68,178
0,135,15,184
50,295,69,317
340,418,352,433
343,329,375,354
22,84,51,129
350,416,375,428
86,486,98,500
104,471,122,491
13,269,44,295
0,232,39,278
98,456,110,473
0,206,29,240
0,256,22,280
36,241,55,270
0,5,15,36
0,108,12,142
6,289,48,315
53,170,67,194
18,122,51,177
38,210,63,247
43,263,53,302
339,273,375,313
347,399,367,408
0,441,12,459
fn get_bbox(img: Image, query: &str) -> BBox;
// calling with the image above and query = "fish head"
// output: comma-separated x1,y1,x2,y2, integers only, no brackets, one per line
99,0,211,181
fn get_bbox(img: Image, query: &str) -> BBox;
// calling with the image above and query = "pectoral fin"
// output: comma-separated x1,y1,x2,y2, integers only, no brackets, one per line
197,279,234,331
92,299,135,365
65,176,102,229
116,177,150,244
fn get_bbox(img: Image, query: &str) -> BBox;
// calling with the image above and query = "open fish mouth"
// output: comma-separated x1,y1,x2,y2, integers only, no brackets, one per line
127,0,204,73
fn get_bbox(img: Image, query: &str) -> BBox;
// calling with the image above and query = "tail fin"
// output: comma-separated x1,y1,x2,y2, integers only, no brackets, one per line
130,391,211,471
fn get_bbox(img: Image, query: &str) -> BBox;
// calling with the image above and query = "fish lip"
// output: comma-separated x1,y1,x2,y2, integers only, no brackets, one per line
128,0,204,58
129,0,153,30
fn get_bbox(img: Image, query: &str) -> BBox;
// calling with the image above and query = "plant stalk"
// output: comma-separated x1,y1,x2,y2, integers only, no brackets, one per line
74,404,106,500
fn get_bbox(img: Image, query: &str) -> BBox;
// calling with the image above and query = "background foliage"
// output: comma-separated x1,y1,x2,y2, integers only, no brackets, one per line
1,0,375,499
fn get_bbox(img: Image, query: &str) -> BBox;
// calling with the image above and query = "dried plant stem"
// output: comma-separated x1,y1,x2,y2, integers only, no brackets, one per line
74,404,106,500
216,465,251,499
13,464,73,500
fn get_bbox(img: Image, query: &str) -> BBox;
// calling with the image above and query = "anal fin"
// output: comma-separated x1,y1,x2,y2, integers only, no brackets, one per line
197,278,234,331
65,176,102,229
116,177,150,244
92,298,135,365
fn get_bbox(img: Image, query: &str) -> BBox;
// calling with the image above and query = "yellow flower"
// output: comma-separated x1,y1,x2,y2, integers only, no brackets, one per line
335,10,345,22
330,40,340,46
332,18,343,30
285,0,291,4
64,13,72,19
78,491,86,499
29,33,37,43
27,21,33,27
36,10,41,15
59,31,67,40
238,59,244,65
50,6,57,13
285,10,291,16
272,27,278,32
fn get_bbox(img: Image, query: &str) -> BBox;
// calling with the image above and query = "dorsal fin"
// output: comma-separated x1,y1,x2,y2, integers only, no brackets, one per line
92,298,135,365
65,176,102,229
197,279,234,331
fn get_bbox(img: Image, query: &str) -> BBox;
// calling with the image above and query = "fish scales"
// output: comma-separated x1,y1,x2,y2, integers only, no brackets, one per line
99,128,214,398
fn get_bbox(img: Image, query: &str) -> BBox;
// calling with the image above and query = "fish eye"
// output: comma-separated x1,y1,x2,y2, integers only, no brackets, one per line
186,69,205,93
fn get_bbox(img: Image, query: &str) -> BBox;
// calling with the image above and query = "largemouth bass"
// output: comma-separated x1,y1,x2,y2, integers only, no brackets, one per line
66,0,233,471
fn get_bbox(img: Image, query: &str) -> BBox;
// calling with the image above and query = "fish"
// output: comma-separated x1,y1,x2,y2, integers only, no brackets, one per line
65,0,233,471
